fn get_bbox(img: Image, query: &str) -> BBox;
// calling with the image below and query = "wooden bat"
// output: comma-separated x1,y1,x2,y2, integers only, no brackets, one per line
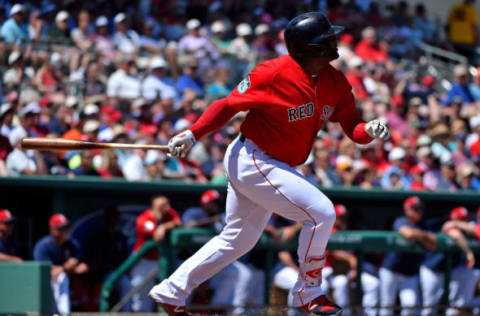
21,137,169,151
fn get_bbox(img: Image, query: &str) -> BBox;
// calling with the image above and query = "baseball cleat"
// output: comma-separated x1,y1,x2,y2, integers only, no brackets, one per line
299,295,343,315
157,302,190,316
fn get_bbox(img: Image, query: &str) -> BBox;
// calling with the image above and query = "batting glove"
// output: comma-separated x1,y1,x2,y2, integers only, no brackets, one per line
168,130,195,158
365,119,390,140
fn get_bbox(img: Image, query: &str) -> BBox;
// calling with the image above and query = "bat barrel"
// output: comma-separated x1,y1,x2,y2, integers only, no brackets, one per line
21,138,99,150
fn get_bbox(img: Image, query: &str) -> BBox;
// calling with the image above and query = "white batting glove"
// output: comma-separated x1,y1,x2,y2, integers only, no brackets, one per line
168,130,195,158
365,119,390,140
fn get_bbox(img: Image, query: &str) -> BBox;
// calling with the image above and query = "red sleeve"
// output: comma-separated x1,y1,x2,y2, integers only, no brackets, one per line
136,213,156,237
189,98,238,140
165,208,182,225
474,224,480,240
329,89,373,145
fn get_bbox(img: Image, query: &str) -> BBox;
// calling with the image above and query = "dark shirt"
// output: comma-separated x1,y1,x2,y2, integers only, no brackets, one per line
72,166,100,176
33,235,80,265
382,216,425,276
0,235,17,256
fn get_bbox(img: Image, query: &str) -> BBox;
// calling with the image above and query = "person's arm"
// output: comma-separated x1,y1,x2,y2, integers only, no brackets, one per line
189,98,239,140
443,220,477,236
331,250,357,278
398,226,437,251
278,251,299,272
0,252,22,262
444,227,475,268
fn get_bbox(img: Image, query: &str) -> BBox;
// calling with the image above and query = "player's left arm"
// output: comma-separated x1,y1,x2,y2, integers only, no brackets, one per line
330,88,389,144
444,227,475,268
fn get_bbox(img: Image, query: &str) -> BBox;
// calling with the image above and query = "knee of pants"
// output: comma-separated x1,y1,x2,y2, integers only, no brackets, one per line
308,199,336,228
332,275,349,290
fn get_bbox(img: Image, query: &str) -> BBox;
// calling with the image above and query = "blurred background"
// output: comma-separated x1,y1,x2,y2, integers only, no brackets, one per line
1,0,480,314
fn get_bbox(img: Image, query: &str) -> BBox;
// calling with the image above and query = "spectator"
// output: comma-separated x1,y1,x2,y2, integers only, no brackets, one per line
131,195,181,312
122,148,148,181
139,19,165,55
113,13,140,56
48,11,72,46
229,23,253,64
206,64,231,100
71,151,99,176
34,213,89,315
94,16,115,59
345,56,369,101
85,206,131,311
447,0,479,60
106,57,141,99
178,19,219,64
412,4,436,43
0,209,22,262
381,147,411,190
210,21,231,54
33,53,63,93
0,103,15,138
182,190,252,313
3,50,33,90
71,10,93,52
443,64,475,105
1,4,29,44
355,27,388,63
176,57,204,97
456,163,480,191
142,57,177,100
380,196,437,316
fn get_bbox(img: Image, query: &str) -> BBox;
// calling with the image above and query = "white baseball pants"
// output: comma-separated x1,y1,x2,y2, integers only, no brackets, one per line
51,271,70,315
379,267,420,316
150,137,336,307
362,272,380,316
131,258,156,312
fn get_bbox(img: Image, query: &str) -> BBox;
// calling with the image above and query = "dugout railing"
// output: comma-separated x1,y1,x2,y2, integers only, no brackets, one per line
99,229,476,313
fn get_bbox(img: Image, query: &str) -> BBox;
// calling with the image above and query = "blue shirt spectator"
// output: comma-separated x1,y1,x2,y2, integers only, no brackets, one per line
33,235,80,265
1,5,29,44
442,65,475,105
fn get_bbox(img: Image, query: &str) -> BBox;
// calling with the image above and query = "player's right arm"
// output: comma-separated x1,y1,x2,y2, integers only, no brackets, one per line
398,226,437,251
168,63,274,157
443,226,475,268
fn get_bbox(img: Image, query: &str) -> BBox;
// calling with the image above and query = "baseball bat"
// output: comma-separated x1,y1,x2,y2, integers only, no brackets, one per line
21,137,169,151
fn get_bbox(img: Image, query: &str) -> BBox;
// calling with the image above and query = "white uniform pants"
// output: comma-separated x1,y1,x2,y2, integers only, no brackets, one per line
362,272,380,316
379,267,419,316
150,137,336,307
51,271,70,315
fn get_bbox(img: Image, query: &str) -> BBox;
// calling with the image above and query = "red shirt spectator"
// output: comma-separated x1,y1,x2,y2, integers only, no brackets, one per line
133,196,181,260
355,27,388,63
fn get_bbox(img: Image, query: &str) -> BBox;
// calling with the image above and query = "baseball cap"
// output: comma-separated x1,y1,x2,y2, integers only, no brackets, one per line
348,56,364,69
65,96,78,108
83,103,99,116
454,64,468,77
255,24,270,36
211,21,226,33
133,99,148,109
114,13,126,24
49,213,69,229
0,103,13,118
417,135,432,147
404,196,423,211
334,204,347,216
410,164,426,174
150,57,167,69
83,120,100,133
95,16,108,27
55,11,69,23
200,190,220,206
10,4,24,16
0,209,14,223
236,23,252,36
470,115,480,129
450,207,468,221
416,146,432,159
388,147,406,161
8,51,21,65
186,19,201,30
19,102,41,117
339,34,354,45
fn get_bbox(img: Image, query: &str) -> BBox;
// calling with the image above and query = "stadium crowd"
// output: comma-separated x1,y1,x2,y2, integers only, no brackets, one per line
0,0,478,192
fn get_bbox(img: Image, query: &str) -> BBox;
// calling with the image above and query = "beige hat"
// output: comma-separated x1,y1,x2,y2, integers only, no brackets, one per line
255,24,270,36
65,96,78,108
454,64,468,77
83,120,100,133
211,21,226,33
8,51,21,65
348,56,364,69
186,19,201,30
416,146,432,158
236,23,252,36
83,104,99,116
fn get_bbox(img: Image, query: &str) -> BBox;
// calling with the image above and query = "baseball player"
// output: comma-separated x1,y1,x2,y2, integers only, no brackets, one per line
420,206,475,316
150,12,389,316
380,197,437,316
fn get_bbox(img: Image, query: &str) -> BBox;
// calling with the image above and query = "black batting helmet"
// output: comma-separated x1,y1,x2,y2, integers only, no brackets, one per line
285,12,344,59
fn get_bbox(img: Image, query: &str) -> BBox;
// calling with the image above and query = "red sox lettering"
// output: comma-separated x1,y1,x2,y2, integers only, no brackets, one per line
287,102,315,122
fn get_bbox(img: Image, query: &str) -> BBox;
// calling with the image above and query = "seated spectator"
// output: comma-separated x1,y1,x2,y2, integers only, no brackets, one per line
381,147,411,190
71,10,93,52
210,21,231,54
139,19,165,55
0,103,15,139
355,27,388,63
1,4,29,44
380,196,437,316
71,151,99,176
142,57,177,100
34,213,89,315
176,57,204,97
131,195,181,312
3,51,34,90
113,13,140,56
443,65,475,105
206,64,231,100
412,4,436,43
48,11,72,46
123,148,148,181
0,209,22,262
178,19,219,63
106,57,141,100
345,57,369,101
229,23,253,64
456,163,480,191
33,54,63,93
94,16,115,59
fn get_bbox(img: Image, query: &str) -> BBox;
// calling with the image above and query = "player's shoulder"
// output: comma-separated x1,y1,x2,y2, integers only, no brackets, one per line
326,64,350,88
137,209,153,222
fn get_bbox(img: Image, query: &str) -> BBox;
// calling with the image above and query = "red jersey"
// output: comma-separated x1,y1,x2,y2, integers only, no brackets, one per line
133,208,181,260
227,55,360,167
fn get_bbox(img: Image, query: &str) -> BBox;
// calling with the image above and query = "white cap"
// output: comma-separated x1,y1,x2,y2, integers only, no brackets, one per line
174,118,191,131
236,23,252,36
19,102,41,117
470,115,480,129
211,21,226,33
50,51,61,66
55,10,69,22
388,147,406,161
9,126,27,146
114,13,126,24
10,4,24,16
95,16,108,27
8,51,21,65
150,57,167,69
254,24,269,36
186,19,201,30
348,56,364,68
133,99,148,108
416,146,432,158
0,103,13,117
65,96,78,108
83,104,99,116
417,135,432,147
83,120,100,133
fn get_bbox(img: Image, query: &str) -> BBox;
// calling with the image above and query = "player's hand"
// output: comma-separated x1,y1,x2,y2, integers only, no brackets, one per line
168,130,195,158
365,119,390,140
